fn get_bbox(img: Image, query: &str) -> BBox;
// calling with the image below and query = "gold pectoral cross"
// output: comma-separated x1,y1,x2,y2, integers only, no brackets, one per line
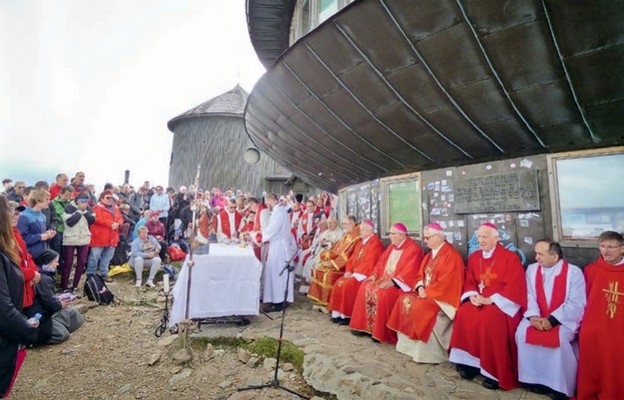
478,273,497,293
603,280,624,319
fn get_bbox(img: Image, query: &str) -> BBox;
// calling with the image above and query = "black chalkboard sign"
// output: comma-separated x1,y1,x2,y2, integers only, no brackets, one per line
454,170,540,214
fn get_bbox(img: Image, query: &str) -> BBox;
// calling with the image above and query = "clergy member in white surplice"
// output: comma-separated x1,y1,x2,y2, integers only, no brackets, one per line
515,240,586,400
261,193,297,313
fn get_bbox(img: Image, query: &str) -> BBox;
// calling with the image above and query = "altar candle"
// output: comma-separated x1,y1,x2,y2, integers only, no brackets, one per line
163,274,170,293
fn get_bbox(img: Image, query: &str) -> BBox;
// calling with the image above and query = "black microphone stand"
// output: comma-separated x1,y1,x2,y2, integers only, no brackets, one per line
237,246,309,399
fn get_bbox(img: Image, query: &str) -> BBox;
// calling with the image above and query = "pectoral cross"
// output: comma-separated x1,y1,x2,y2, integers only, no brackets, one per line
478,273,497,293
603,281,624,319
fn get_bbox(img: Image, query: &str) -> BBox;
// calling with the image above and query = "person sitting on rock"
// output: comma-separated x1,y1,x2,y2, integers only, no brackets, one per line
130,226,162,288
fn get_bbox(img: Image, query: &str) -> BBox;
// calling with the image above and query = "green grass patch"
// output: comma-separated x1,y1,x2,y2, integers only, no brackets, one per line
190,336,304,371
244,337,304,371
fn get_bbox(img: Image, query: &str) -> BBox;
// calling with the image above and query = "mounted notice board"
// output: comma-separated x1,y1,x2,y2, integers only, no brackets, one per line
454,170,540,214
381,172,422,238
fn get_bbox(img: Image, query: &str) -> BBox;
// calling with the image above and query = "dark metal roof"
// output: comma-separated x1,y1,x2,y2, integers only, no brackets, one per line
246,0,296,69
245,0,624,192
168,85,248,132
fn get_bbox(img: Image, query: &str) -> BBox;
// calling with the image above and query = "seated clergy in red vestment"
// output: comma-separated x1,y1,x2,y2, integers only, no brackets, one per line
515,240,585,400
577,231,624,400
349,223,424,344
328,220,384,325
387,222,464,363
448,222,526,391
307,216,360,307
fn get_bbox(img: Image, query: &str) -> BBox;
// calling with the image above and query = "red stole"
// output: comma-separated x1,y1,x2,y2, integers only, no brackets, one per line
219,209,241,238
525,261,568,348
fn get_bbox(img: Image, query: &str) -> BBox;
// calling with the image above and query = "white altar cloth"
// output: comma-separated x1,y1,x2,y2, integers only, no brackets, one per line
170,244,262,325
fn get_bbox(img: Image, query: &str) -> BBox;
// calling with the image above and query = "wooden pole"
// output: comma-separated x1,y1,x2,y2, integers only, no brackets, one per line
184,164,201,320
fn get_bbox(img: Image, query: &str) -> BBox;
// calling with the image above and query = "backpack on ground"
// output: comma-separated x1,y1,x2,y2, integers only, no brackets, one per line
84,275,115,305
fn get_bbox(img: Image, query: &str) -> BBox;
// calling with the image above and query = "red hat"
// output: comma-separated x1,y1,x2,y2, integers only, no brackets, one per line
392,223,408,233
480,222,498,231
362,219,374,228
426,222,444,232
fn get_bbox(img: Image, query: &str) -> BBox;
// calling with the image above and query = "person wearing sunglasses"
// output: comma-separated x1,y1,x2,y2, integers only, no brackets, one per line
86,190,123,282
6,181,25,203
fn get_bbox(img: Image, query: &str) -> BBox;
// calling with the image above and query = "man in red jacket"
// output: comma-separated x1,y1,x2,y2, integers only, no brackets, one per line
87,190,123,281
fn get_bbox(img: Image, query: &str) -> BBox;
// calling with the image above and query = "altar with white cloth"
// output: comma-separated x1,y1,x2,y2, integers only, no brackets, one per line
169,244,262,326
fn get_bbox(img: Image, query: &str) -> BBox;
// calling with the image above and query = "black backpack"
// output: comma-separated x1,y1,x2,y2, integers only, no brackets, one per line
84,275,115,305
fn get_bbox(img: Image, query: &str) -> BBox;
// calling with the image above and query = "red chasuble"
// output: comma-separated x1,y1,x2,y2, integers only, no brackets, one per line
524,262,568,348
449,244,526,390
218,209,242,239
308,226,360,306
387,241,464,342
349,237,424,344
577,257,624,400
328,235,384,317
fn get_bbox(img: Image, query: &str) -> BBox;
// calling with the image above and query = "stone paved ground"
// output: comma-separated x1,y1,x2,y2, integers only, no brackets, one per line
11,275,546,400
235,293,546,400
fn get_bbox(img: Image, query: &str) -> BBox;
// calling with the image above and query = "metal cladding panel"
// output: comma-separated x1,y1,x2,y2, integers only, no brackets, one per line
416,23,491,88
384,0,459,41
385,64,452,114
334,1,416,74
512,82,578,128
480,21,563,91
547,0,624,57
284,47,341,98
245,0,624,192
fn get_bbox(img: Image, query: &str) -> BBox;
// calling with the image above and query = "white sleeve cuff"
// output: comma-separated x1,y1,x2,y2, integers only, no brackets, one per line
352,273,367,282
392,278,411,292
461,290,478,302
490,293,521,317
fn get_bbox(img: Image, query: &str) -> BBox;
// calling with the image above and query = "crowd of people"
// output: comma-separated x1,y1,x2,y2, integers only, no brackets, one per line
1,172,623,400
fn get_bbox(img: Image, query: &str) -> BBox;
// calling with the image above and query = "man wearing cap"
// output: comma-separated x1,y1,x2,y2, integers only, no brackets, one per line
308,216,360,308
349,223,424,344
328,219,384,325
577,230,624,400
449,222,527,390
387,222,464,363
515,239,585,400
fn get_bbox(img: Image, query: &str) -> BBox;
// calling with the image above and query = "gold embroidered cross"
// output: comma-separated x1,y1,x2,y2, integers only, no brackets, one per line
603,281,624,319
478,273,498,293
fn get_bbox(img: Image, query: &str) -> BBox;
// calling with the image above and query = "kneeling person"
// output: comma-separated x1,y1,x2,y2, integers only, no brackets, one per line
24,249,84,345
515,240,585,400
131,226,162,288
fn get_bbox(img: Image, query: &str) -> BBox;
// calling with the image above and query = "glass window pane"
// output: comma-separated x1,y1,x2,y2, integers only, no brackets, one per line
319,0,338,24
556,153,624,240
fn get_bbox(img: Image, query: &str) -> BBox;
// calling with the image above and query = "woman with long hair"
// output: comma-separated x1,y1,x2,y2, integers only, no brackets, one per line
0,195,37,398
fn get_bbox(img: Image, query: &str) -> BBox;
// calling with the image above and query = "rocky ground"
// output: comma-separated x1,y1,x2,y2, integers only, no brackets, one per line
11,273,546,400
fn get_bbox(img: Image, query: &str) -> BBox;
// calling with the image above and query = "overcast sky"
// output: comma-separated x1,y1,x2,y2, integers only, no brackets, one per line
0,0,266,191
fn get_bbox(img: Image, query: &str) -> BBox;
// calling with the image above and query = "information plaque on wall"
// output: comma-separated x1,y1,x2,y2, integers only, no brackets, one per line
454,170,540,214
